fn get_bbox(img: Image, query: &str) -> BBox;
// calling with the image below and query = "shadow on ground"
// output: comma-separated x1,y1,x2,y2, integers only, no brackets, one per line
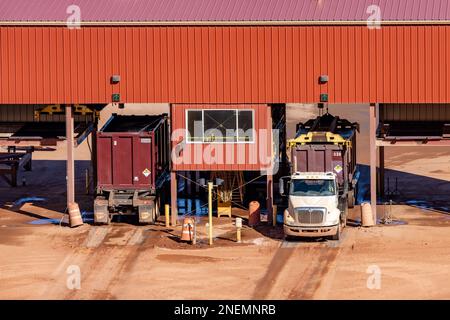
357,164,450,213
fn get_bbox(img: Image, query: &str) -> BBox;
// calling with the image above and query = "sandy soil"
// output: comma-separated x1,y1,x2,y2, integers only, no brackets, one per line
0,103,449,300
1,203,449,300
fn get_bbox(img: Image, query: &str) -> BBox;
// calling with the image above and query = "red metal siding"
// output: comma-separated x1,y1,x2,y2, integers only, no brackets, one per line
171,104,272,171
2,26,450,104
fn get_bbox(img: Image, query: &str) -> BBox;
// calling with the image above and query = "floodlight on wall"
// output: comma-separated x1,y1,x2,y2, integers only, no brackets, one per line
111,75,121,84
319,75,329,84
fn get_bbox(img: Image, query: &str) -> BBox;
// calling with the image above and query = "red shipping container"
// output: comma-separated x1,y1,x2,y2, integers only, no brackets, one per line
96,114,170,192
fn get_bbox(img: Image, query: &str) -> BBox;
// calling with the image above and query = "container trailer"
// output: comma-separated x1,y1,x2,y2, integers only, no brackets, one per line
94,114,170,224
279,112,359,240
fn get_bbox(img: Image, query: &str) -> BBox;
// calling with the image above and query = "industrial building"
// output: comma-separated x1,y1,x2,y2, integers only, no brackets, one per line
1,0,450,225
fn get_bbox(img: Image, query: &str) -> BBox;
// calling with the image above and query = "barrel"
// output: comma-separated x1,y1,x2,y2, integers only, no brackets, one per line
248,201,261,227
180,217,195,242
361,203,375,227
68,202,83,228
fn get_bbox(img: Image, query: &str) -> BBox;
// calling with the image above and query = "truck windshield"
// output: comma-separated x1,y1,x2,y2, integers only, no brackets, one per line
290,179,336,196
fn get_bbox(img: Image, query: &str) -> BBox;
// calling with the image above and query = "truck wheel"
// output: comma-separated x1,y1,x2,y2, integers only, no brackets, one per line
348,190,355,208
331,223,341,241
151,200,159,223
94,212,110,225
342,205,348,229
138,205,154,225
94,197,110,225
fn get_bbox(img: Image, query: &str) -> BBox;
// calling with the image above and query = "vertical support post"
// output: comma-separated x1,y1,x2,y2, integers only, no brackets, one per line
170,171,178,226
272,204,277,227
379,146,385,200
165,204,170,228
66,104,76,207
11,164,18,187
266,104,274,225
208,181,213,246
186,171,192,195
266,174,273,225
195,171,200,194
369,103,378,224
91,113,98,190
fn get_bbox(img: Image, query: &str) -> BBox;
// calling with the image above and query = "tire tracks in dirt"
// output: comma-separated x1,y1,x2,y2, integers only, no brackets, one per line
252,237,344,300
252,244,299,299
65,228,154,300
40,226,156,299
287,245,340,299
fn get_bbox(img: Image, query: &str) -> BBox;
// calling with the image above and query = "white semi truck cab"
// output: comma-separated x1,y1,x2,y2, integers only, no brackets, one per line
280,172,346,240
280,112,359,241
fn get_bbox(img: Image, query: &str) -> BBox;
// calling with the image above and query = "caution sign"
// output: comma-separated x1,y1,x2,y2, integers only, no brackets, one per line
143,168,151,177
334,165,343,174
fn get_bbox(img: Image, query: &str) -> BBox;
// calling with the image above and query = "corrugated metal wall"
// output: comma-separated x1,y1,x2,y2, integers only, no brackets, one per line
1,26,450,104
380,104,450,121
171,104,272,171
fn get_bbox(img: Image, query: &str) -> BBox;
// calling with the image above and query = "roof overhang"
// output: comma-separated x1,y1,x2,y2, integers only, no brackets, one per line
1,20,450,26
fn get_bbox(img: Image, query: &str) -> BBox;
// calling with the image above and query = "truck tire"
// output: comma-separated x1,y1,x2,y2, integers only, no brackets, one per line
94,197,110,225
331,223,341,241
342,204,348,229
94,212,110,225
138,204,154,224
152,200,160,223
348,190,355,208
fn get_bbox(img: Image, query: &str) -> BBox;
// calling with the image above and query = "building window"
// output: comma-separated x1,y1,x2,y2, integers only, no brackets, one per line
186,109,254,143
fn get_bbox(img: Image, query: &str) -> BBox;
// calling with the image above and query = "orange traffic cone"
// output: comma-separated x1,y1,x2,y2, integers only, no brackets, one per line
68,202,83,228
180,217,195,243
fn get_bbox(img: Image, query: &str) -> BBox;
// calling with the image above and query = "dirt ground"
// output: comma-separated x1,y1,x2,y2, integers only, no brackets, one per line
1,103,450,300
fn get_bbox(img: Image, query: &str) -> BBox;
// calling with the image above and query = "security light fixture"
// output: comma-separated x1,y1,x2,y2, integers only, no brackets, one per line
319,75,329,84
111,75,121,84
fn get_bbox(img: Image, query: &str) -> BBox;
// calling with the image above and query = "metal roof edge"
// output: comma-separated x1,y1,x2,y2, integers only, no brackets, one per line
1,20,450,26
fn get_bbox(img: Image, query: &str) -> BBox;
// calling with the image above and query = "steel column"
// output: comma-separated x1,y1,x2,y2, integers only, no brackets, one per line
65,105,76,207
379,146,385,199
369,103,378,223
170,171,178,226
266,174,273,225
266,104,274,224
92,113,98,190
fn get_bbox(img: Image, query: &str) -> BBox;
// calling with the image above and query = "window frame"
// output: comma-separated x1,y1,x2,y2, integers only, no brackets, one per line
185,108,255,144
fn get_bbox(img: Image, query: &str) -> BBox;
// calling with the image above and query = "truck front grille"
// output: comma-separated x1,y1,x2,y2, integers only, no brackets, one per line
294,208,326,224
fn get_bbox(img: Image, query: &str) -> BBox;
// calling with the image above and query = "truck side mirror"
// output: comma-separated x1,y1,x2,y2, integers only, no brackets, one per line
279,178,285,195
279,177,291,197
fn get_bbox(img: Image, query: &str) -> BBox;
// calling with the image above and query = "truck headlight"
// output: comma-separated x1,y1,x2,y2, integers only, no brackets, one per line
284,210,295,224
